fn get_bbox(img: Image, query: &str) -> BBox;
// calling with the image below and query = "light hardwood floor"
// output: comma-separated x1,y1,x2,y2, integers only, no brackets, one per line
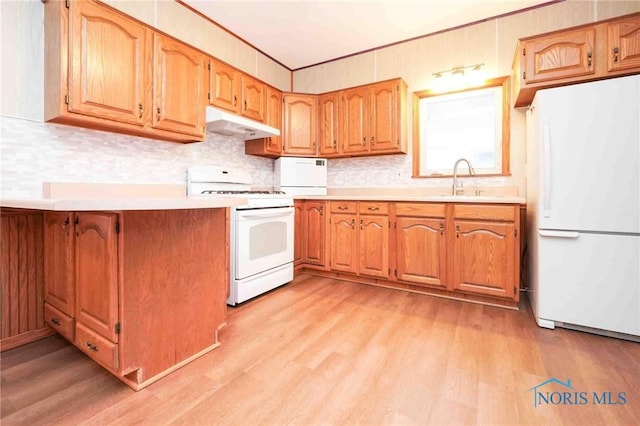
2,274,639,425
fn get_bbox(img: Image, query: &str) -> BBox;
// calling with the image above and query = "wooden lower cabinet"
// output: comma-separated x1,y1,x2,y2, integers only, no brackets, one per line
41,208,229,391
395,216,446,288
452,220,518,300
300,201,521,305
329,212,358,273
303,202,326,266
0,209,53,351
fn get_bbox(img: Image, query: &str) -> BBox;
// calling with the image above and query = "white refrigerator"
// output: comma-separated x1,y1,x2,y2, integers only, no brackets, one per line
526,75,640,339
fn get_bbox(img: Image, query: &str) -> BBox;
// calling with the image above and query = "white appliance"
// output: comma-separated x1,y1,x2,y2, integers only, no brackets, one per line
206,106,280,140
187,166,294,306
274,157,328,195
526,75,640,340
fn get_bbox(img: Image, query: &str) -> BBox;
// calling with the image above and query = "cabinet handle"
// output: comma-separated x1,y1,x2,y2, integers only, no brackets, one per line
371,136,375,144
338,206,348,210
367,206,379,211
233,95,237,106
440,223,444,235
62,215,70,232
319,206,324,215
456,225,460,238
156,107,161,121
86,341,99,352
587,52,592,67
333,140,336,148
351,219,355,228
361,137,366,145
613,47,619,64
138,103,143,118
51,318,60,326
244,100,247,111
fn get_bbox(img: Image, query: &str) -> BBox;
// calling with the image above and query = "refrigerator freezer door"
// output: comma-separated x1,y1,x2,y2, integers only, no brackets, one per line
537,231,640,336
534,75,640,234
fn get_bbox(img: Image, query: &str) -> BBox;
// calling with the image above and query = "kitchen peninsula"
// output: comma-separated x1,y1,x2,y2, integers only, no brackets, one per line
1,186,243,390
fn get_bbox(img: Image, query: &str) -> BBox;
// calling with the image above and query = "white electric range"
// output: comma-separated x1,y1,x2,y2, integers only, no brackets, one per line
187,166,294,305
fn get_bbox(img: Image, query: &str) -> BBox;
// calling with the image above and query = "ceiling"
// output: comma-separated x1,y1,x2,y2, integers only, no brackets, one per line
181,0,557,71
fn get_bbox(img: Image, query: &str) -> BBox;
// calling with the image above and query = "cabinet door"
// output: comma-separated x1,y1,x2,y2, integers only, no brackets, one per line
283,94,318,155
359,215,389,278
523,27,596,84
396,217,446,288
607,17,640,72
75,212,119,343
294,201,303,266
209,59,240,113
44,212,75,316
241,74,266,122
69,0,151,126
264,87,283,155
329,213,357,273
341,87,369,154
153,33,205,137
452,221,517,299
369,81,398,152
319,92,340,156
304,202,325,266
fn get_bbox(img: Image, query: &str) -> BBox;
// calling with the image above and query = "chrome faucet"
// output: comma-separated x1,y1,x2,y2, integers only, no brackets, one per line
452,158,475,195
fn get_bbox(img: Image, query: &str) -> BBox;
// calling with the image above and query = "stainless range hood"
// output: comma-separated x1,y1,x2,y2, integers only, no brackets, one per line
205,106,280,140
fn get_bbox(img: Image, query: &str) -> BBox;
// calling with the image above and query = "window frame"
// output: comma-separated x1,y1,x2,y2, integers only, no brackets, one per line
412,76,511,178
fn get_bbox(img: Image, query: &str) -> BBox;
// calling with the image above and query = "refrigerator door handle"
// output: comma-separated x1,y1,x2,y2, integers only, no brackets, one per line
542,123,551,218
538,229,580,238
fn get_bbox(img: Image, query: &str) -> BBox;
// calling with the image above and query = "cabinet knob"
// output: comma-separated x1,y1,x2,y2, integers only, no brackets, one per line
613,47,619,64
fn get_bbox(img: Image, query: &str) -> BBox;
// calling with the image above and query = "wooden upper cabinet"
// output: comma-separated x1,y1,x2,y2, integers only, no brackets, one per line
209,59,240,113
75,212,119,344
283,94,318,155
264,87,283,154
341,86,369,154
607,17,640,71
68,0,151,126
44,212,76,317
152,33,206,137
522,27,596,84
319,92,340,156
513,13,640,107
241,74,266,122
369,80,399,152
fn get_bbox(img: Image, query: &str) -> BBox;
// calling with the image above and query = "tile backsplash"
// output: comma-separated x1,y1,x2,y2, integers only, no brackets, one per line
0,116,274,197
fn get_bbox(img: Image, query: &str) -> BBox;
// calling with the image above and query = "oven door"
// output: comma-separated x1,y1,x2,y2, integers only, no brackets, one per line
235,206,294,280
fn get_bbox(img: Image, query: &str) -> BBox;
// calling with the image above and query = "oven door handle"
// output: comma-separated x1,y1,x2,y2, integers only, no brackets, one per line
237,207,294,219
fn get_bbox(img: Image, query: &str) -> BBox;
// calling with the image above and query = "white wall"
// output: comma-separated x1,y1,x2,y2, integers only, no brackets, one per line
294,0,640,194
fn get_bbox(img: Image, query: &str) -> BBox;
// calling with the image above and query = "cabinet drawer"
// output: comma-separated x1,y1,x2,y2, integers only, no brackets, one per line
395,203,445,218
453,204,518,222
330,201,357,214
75,322,119,371
358,202,389,215
44,303,75,342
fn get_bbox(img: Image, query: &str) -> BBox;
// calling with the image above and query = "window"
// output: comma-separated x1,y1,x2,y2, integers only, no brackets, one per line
413,76,510,177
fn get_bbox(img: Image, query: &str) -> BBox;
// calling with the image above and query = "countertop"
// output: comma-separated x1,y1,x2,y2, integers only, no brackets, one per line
0,196,246,211
294,194,526,204
1,183,246,211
